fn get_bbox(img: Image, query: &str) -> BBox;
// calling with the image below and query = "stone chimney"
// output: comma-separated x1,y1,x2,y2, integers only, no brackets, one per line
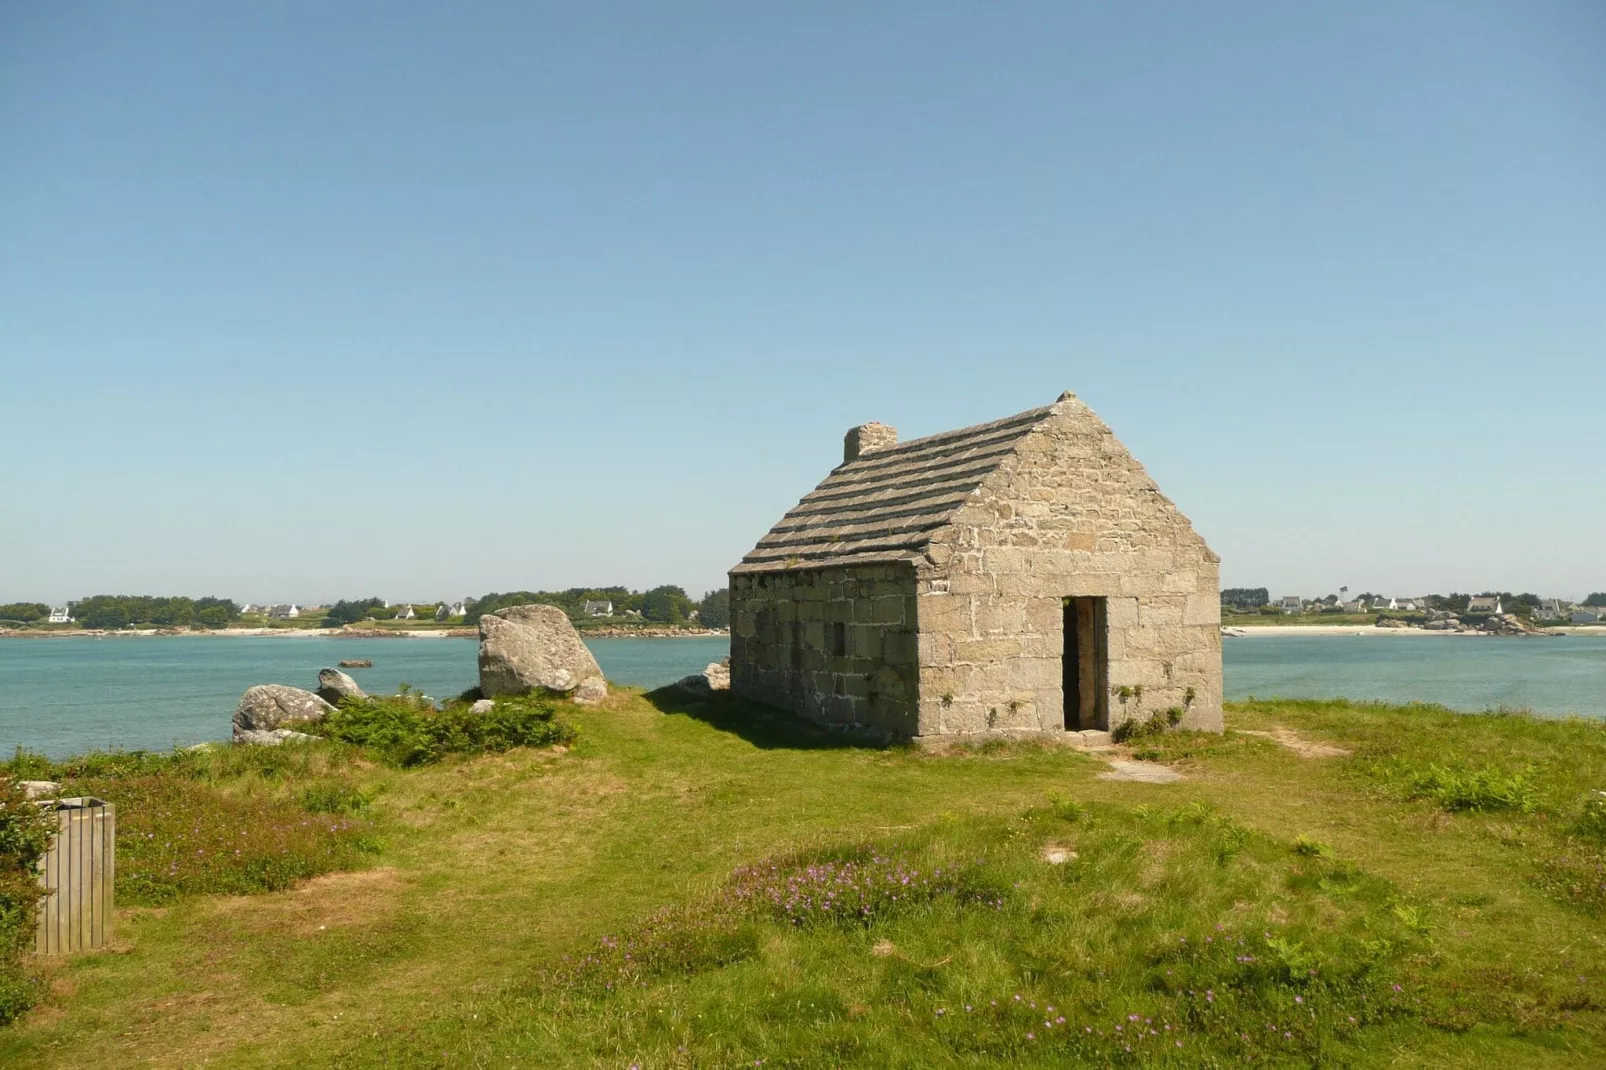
843,422,897,463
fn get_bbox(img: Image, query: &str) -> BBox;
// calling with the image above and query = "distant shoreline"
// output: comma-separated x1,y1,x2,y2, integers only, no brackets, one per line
1227,624,1606,638
0,627,731,641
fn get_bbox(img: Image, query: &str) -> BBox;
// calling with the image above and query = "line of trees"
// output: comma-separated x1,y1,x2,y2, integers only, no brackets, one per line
0,603,50,623
1219,588,1269,610
66,595,241,630
463,586,729,628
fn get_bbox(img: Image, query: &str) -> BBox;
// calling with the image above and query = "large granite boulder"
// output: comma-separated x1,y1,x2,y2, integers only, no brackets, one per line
478,605,608,702
316,668,367,705
233,684,333,743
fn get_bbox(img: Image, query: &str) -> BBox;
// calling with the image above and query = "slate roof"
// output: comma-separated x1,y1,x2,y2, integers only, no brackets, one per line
732,404,1058,574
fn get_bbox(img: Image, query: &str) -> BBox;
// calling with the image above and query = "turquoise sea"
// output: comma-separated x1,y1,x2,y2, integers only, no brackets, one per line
0,633,1602,757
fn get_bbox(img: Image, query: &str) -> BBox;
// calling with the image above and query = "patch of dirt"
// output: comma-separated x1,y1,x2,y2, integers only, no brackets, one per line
212,867,410,937
1239,727,1350,759
1098,759,1185,783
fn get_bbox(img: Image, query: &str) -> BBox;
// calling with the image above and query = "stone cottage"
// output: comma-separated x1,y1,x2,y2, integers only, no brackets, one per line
728,392,1222,741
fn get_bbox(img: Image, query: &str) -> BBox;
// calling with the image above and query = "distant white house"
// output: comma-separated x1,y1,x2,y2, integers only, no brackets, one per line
1535,598,1568,620
1374,597,1419,612
394,604,416,620
1571,608,1602,624
584,600,614,618
432,601,468,621
1467,596,1503,615
1339,600,1363,613
1279,596,1303,615
47,606,72,624
267,604,299,619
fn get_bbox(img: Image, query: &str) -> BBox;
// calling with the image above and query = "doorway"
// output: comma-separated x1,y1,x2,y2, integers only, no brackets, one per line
1063,597,1109,731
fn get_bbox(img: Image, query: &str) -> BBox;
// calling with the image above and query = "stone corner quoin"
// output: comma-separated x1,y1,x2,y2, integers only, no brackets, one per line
726,392,1224,742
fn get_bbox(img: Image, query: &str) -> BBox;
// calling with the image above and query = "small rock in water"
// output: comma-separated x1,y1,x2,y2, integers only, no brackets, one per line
338,659,373,669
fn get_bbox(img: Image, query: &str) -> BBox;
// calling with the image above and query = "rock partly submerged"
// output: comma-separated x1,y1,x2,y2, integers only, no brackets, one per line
315,667,367,705
233,684,333,745
478,604,607,704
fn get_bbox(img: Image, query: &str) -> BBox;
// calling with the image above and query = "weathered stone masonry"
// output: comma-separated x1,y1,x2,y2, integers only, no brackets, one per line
730,393,1223,740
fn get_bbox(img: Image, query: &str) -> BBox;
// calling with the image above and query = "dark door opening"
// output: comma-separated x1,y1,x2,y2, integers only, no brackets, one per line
1063,597,1109,731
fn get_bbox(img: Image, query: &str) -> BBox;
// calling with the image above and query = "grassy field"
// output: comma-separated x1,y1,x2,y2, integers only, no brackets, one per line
3,691,1604,1067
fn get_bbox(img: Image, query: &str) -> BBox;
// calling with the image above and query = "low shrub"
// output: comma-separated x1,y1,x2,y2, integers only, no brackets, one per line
727,851,1002,927
1370,759,1538,813
304,694,575,767
0,779,53,1025
1111,706,1185,745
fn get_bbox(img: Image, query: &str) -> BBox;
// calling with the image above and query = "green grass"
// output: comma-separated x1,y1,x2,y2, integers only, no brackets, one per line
1,693,1604,1067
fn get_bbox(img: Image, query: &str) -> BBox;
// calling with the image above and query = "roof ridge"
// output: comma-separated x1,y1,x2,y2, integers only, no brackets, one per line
838,404,1056,466
733,398,1067,574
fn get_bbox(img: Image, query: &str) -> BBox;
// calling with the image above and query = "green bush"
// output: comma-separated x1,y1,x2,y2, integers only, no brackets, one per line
305,694,575,767
0,779,54,1024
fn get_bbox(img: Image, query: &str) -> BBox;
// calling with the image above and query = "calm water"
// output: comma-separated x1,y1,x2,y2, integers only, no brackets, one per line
0,633,1601,757
0,636,729,757
1226,634,1605,716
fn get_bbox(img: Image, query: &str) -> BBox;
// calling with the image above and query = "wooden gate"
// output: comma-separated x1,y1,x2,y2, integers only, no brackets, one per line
34,797,115,955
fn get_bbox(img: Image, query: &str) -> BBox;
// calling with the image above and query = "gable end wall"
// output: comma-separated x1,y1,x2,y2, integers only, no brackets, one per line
914,408,1223,736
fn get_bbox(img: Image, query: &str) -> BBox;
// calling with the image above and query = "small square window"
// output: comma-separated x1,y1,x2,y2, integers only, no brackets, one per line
831,621,847,657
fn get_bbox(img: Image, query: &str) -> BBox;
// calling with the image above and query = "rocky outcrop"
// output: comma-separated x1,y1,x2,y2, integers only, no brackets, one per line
478,604,608,703
316,668,367,705
469,698,495,714
233,684,333,743
1482,613,1545,636
676,657,732,696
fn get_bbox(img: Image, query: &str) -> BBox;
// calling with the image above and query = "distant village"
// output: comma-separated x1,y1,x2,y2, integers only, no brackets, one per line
5,586,730,631
1223,588,1605,625
232,599,661,623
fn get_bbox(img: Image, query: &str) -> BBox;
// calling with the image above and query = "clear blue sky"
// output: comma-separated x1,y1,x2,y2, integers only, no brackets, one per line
3,1,1602,605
